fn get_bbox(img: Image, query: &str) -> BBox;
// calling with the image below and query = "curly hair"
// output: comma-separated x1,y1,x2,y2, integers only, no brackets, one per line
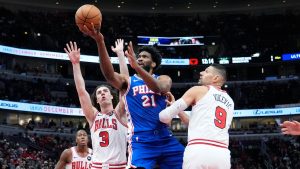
138,46,162,71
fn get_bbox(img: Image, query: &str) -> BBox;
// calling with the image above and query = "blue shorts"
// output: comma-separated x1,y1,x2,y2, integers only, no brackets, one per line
128,128,184,169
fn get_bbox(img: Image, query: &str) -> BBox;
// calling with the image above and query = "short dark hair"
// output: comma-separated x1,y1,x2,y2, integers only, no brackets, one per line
210,63,227,81
76,129,88,137
138,46,162,71
91,84,118,112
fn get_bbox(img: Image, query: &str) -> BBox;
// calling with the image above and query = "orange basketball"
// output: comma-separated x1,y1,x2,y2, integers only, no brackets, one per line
75,4,102,31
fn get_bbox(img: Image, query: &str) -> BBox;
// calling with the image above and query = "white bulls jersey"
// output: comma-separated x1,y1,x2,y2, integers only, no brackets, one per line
187,85,234,148
183,86,234,169
65,146,93,169
90,111,127,168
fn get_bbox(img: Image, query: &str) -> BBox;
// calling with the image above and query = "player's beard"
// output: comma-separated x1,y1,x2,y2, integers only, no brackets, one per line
142,65,151,72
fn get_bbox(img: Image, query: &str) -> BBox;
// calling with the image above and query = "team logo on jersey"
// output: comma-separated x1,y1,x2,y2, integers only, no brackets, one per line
87,156,91,161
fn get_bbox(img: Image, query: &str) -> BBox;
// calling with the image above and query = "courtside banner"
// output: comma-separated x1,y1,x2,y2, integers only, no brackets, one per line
0,45,189,65
1,100,300,117
233,107,299,117
0,100,83,116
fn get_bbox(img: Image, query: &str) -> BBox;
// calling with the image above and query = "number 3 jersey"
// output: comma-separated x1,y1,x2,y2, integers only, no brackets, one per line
90,111,127,166
188,86,234,148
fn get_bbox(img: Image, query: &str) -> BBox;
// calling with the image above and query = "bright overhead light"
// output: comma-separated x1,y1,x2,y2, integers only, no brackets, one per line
117,5,121,8
252,52,260,57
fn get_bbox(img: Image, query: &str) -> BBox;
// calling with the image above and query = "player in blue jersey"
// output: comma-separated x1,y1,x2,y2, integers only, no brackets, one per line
80,25,184,169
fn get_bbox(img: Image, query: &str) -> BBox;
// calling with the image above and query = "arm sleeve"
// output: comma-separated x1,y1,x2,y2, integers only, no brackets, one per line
159,98,188,124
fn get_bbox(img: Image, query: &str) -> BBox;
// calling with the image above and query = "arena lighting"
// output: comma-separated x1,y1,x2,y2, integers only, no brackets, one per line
251,52,260,57
0,45,190,65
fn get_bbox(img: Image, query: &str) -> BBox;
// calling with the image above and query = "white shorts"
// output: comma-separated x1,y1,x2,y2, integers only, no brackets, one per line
183,144,231,169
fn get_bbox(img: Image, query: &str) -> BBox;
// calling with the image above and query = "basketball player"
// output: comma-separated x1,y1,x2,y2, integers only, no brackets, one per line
159,64,234,169
281,120,300,135
55,129,92,169
80,25,184,169
64,41,127,169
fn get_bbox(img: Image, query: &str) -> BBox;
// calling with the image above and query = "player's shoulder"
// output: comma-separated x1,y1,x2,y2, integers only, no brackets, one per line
60,147,73,161
190,85,209,92
157,74,171,79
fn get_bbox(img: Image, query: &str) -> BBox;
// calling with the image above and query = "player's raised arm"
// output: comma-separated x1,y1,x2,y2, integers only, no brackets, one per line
64,41,97,126
111,38,128,125
80,25,127,91
125,42,170,93
112,39,129,76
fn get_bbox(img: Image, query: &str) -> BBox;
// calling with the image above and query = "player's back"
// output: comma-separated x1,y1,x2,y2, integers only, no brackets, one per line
188,85,234,147
65,146,92,169
90,111,127,168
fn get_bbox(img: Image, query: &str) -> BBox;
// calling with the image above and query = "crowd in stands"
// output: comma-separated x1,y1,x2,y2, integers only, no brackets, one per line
1,67,299,109
1,7,300,59
1,130,300,169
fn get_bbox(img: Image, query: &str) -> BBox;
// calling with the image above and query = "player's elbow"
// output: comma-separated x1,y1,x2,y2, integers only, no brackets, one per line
159,111,172,124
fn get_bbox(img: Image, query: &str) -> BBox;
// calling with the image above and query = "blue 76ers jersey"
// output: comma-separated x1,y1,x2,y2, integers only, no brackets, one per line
124,74,168,133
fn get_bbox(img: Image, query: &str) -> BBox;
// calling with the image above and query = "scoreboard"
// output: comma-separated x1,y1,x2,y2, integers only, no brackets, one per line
137,36,204,46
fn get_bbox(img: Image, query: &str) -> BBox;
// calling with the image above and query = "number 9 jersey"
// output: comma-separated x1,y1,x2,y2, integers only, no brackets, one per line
183,85,234,169
187,85,234,147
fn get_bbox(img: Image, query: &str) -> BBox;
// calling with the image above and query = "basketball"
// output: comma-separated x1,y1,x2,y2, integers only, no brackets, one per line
75,4,102,31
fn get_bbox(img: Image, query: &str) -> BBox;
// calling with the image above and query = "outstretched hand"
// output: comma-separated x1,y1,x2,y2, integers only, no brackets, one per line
165,92,175,107
125,41,139,69
64,41,80,64
280,120,300,135
111,39,124,54
79,23,104,42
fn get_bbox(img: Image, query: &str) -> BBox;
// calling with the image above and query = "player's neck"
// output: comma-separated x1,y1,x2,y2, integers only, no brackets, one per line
76,145,88,153
100,104,114,115
136,70,154,78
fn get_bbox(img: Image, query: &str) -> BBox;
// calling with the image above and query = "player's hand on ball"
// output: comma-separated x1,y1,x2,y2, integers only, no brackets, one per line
125,41,139,69
64,41,80,64
80,23,104,42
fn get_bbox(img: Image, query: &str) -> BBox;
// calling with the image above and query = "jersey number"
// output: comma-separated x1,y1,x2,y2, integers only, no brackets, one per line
214,106,227,129
142,95,156,107
99,131,109,147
